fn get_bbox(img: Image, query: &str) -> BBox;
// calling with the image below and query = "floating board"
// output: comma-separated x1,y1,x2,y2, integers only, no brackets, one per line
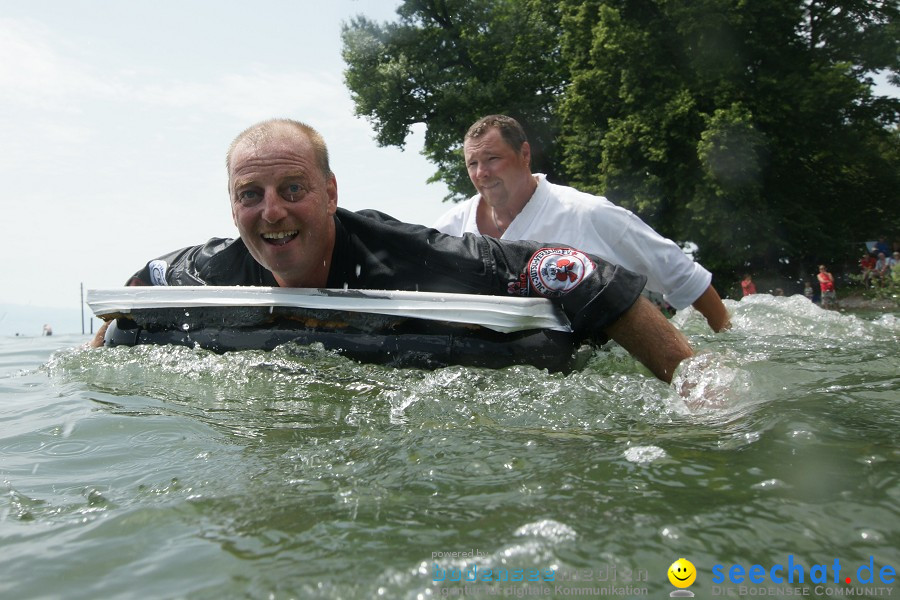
87,287,581,371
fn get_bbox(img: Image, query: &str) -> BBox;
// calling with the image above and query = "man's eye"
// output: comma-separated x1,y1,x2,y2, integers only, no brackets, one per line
283,183,306,202
238,190,262,205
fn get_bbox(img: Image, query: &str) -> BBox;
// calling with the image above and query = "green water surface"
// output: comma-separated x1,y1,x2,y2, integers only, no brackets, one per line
1,295,898,599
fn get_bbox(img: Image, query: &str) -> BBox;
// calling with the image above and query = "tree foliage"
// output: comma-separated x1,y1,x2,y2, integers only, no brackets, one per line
557,0,900,273
342,0,566,199
342,0,900,280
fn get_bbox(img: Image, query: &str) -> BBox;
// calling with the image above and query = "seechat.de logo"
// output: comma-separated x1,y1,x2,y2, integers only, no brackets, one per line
711,555,896,586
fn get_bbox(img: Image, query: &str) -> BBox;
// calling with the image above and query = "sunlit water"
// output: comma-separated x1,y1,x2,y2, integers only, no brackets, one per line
1,295,898,599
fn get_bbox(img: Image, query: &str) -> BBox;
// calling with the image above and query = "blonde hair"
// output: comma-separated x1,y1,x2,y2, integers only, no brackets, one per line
226,118,332,184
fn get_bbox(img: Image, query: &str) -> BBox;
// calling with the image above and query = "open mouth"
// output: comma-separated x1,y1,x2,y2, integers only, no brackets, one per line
262,231,299,246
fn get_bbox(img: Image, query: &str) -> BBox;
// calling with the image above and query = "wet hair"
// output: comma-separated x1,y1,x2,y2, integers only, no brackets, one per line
226,118,332,184
465,115,529,153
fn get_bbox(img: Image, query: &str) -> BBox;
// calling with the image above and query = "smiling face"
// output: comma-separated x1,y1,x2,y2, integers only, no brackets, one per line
463,127,535,212
668,558,697,588
229,127,337,288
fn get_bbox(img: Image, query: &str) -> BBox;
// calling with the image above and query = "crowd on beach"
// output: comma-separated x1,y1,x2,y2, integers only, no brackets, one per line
858,236,900,289
739,235,899,309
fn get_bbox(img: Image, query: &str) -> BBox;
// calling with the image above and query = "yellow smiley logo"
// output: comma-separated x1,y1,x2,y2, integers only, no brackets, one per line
668,558,697,588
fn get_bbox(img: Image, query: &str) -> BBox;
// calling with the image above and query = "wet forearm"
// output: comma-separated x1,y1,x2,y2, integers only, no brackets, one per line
692,284,730,332
605,296,693,383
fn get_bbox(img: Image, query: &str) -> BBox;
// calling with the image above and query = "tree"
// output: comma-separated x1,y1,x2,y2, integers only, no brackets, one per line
341,0,567,200
342,0,900,281
557,0,900,274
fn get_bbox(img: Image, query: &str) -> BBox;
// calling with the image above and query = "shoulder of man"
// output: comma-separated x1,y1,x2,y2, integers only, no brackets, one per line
126,238,262,286
341,207,451,236
346,207,401,224
540,177,616,210
431,194,479,234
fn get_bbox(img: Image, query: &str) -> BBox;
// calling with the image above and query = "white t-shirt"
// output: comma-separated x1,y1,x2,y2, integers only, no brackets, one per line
432,174,711,310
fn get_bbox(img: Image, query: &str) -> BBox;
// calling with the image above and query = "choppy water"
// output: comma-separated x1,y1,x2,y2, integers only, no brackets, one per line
1,295,898,599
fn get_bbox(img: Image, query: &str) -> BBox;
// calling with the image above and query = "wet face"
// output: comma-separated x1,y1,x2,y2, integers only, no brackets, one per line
229,130,337,288
463,127,534,209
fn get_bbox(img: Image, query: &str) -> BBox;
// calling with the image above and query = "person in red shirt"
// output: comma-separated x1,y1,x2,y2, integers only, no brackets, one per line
859,253,877,288
817,265,836,308
741,274,757,296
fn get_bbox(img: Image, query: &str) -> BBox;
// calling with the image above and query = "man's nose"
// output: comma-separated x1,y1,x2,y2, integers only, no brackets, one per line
261,189,288,223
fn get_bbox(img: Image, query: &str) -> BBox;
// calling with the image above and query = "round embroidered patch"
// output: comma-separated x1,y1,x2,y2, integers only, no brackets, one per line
528,248,595,297
149,260,169,286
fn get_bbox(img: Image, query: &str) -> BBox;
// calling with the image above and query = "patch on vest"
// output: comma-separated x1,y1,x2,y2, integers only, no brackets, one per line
507,273,529,296
528,248,595,298
149,260,169,286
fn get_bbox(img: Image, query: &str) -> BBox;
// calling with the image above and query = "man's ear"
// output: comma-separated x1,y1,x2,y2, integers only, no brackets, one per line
326,173,338,215
521,141,532,168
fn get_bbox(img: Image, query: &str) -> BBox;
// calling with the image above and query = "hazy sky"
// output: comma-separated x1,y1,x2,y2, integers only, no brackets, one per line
0,0,453,312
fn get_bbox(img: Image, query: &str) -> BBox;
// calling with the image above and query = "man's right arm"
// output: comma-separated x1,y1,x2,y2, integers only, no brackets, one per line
87,271,151,348
604,296,693,383
88,320,111,348
493,241,693,384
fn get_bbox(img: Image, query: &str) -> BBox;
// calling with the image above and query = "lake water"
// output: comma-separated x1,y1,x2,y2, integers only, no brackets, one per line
1,294,898,599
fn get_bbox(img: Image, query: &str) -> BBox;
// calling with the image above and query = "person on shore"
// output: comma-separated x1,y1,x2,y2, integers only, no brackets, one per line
803,280,814,301
873,252,892,286
859,252,877,288
817,265,836,309
432,115,730,332
741,274,757,297
91,119,694,383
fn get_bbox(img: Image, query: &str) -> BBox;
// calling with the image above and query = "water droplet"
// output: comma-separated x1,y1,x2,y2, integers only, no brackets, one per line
751,478,787,490
660,526,681,540
858,530,884,542
624,445,667,464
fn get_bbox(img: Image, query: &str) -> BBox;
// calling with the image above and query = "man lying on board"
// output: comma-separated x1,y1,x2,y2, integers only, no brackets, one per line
91,119,693,383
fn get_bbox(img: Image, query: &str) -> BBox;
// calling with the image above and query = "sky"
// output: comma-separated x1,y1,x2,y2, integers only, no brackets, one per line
0,0,454,332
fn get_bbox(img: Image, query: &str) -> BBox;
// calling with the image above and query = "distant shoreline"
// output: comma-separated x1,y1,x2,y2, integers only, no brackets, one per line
836,292,899,311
